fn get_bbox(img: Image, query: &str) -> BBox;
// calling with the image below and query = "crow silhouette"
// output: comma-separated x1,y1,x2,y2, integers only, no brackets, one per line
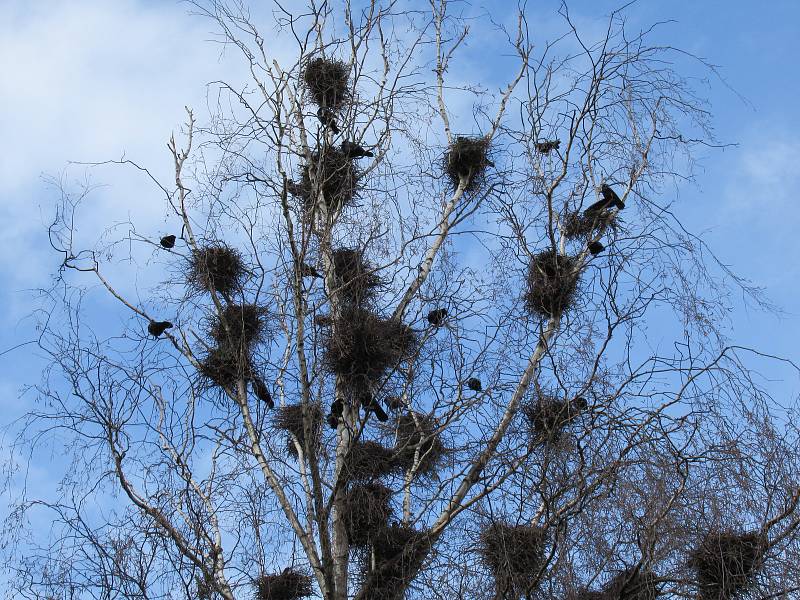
467,377,482,392
588,241,605,255
159,235,176,249
341,140,374,159
316,107,340,134
535,140,560,154
426,308,448,327
252,378,274,409
327,398,344,429
148,320,173,337
361,394,388,422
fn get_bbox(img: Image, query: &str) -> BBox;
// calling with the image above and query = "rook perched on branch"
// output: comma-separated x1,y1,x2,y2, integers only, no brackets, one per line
147,320,173,338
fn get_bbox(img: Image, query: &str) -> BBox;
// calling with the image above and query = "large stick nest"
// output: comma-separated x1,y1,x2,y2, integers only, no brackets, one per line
274,403,324,459
298,148,360,214
361,525,432,600
323,307,417,392
343,440,399,482
209,303,268,349
601,568,660,600
444,136,493,193
341,483,394,547
690,531,766,600
331,248,382,305
563,210,615,240
392,412,446,477
522,396,587,444
302,57,351,110
524,250,580,318
188,244,246,297
255,568,314,600
478,522,547,597
198,344,252,391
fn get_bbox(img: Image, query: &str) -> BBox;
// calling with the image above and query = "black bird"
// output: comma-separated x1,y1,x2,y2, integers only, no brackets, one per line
299,262,322,278
327,398,344,429
584,183,625,215
535,140,560,154
361,394,388,422
252,378,274,409
467,377,482,392
341,140,375,159
159,235,176,249
426,308,448,327
148,320,173,337
588,241,605,255
316,107,340,134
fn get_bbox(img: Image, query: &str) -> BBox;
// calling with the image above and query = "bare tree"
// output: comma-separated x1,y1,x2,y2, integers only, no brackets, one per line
5,2,800,600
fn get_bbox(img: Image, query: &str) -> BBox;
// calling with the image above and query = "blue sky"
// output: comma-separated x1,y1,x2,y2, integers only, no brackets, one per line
0,0,799,586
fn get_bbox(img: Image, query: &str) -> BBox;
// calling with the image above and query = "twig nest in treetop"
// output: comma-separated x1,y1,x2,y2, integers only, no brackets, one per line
522,395,587,444
274,403,323,459
690,531,767,600
198,344,252,391
600,567,660,600
524,250,580,318
343,440,399,481
188,243,246,297
392,412,446,476
478,522,547,597
302,56,351,110
322,307,418,393
299,147,360,213
331,247,382,305
563,210,615,240
445,135,494,193
342,482,394,547
255,568,314,600
362,525,432,599
209,303,268,349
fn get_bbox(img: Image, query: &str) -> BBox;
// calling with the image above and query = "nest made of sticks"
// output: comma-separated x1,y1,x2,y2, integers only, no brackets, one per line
343,440,399,482
188,244,246,298
690,531,766,600
331,248,382,305
392,412,446,477
601,568,660,600
198,344,252,391
323,307,418,392
255,568,314,600
361,525,432,600
209,303,267,349
274,403,324,459
524,250,580,318
478,522,547,597
563,210,615,240
522,396,587,444
342,482,394,547
445,136,493,193
299,147,360,213
302,57,350,110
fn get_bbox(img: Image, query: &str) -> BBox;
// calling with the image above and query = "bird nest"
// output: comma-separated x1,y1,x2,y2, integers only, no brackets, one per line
601,568,659,600
197,344,252,391
343,440,399,482
331,248,382,305
255,568,314,600
302,57,350,110
562,210,615,240
392,413,446,477
188,244,246,298
524,250,580,318
341,483,394,547
522,396,587,444
445,136,493,193
299,147,360,213
323,307,417,393
361,525,432,600
274,403,324,459
478,522,547,597
209,303,267,349
690,531,766,600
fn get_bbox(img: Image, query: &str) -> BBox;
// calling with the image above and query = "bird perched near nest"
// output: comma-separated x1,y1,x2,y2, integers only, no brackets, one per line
327,398,344,429
467,377,482,392
426,308,448,327
159,235,176,249
361,393,388,422
588,241,605,255
299,262,322,278
535,140,560,154
585,184,625,214
316,107,340,134
148,320,173,337
341,140,374,159
252,378,274,409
